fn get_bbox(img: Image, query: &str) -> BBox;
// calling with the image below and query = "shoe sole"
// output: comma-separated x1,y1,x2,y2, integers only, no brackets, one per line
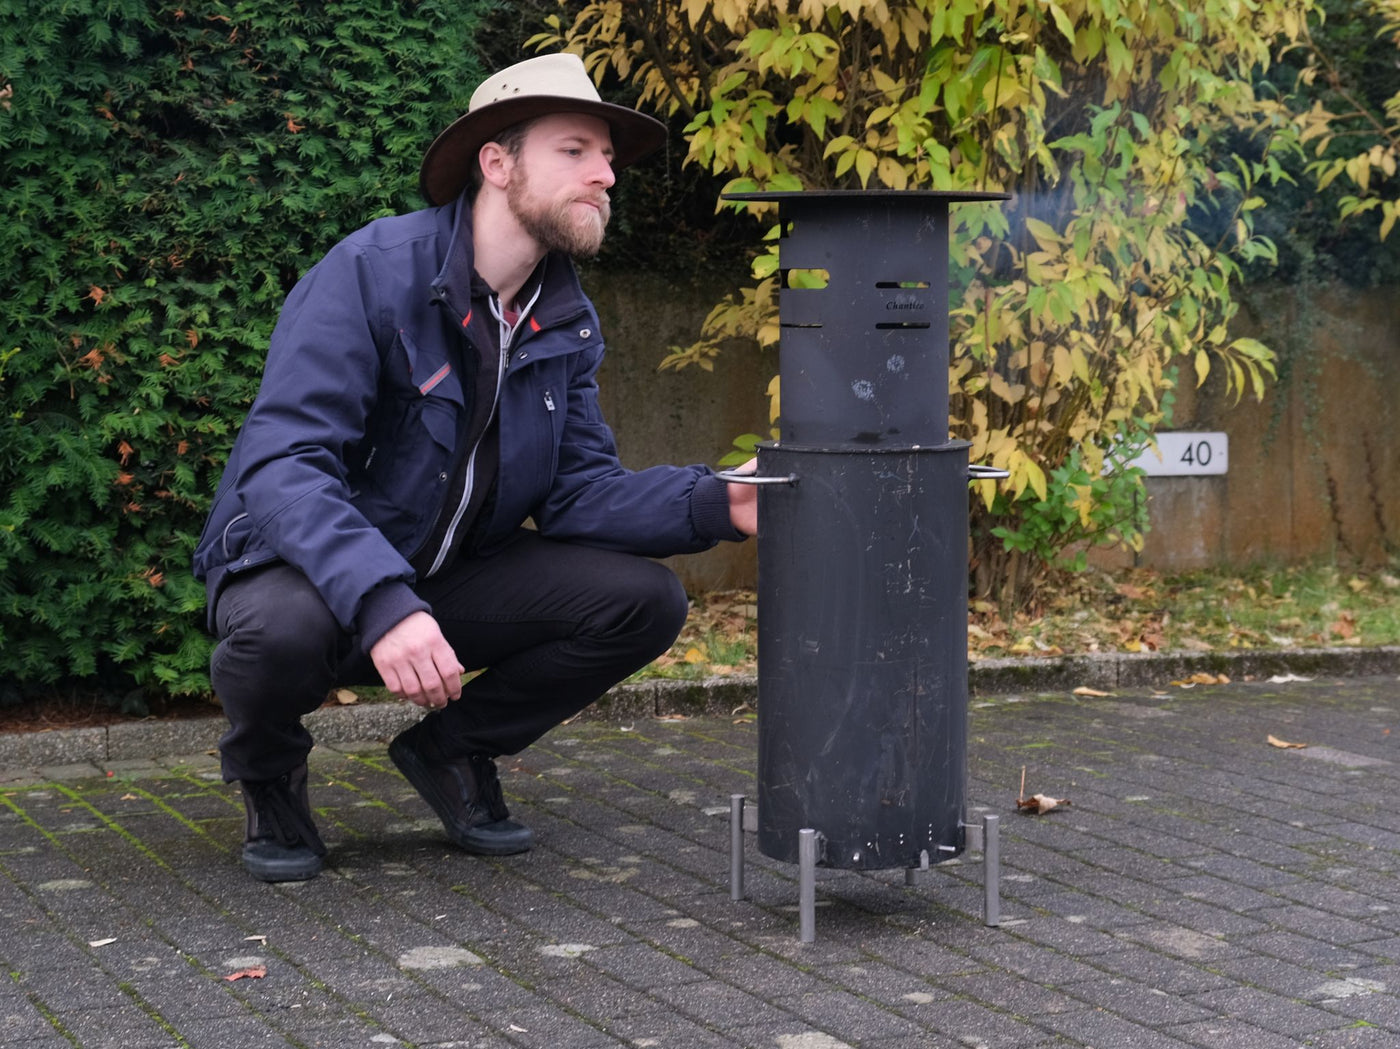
243,849,323,883
388,736,534,856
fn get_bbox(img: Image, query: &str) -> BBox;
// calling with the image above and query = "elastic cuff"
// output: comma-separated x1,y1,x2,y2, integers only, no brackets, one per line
690,472,747,543
357,582,432,653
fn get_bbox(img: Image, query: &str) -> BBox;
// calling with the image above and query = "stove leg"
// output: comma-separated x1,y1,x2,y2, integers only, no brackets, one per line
983,814,1001,927
798,828,818,943
905,848,930,886
729,794,746,902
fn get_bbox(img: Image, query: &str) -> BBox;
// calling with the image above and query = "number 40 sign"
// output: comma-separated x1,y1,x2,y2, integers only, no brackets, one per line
1122,432,1229,477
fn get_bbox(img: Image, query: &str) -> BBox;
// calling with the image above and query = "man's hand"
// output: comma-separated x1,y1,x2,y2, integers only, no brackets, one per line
727,457,759,536
369,611,464,709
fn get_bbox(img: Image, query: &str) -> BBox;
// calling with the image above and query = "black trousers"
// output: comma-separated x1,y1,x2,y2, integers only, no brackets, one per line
209,531,689,783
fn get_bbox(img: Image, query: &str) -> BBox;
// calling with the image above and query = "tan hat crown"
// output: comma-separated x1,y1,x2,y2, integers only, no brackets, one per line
471,53,605,111
419,53,668,206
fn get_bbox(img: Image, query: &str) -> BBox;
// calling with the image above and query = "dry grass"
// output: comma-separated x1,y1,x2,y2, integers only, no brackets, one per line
644,557,1400,678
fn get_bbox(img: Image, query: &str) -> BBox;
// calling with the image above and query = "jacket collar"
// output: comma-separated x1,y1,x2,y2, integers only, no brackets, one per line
430,194,593,331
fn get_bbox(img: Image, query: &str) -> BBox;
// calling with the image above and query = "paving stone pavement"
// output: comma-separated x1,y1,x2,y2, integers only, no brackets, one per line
3,674,1400,1048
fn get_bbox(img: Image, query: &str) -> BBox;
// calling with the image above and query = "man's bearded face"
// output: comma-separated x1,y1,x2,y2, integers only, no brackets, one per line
506,147,612,259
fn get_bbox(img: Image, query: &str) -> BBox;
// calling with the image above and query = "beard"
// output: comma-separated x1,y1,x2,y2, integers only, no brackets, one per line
507,165,611,259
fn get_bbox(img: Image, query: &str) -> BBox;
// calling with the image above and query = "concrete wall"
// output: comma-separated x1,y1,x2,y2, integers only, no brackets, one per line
589,271,1397,593
586,268,775,593
1095,282,1399,571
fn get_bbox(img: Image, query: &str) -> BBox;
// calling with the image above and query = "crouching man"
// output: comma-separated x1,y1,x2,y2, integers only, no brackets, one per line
193,53,757,882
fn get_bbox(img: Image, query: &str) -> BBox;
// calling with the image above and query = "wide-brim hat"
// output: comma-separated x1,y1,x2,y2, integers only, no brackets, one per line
419,52,668,206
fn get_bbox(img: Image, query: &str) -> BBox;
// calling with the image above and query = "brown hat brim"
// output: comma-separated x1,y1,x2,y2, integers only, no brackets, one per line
419,97,668,206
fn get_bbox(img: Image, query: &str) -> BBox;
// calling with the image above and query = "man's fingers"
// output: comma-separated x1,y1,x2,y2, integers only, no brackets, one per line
379,667,403,698
433,648,465,701
370,612,463,708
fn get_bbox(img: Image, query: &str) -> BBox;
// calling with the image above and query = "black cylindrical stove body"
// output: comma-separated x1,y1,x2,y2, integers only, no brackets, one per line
727,190,1007,872
755,442,969,868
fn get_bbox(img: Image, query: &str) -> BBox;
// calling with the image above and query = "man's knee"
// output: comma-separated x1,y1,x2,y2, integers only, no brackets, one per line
212,566,345,697
607,558,689,656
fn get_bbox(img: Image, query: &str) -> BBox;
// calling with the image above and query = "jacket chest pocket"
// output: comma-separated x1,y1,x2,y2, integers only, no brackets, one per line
362,330,465,498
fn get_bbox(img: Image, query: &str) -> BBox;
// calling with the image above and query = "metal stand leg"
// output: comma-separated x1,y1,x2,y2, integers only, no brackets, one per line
905,848,930,886
729,794,746,902
798,829,818,943
983,814,1001,927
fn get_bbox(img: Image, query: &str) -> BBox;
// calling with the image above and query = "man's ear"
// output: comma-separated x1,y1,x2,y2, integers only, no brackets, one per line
478,142,513,191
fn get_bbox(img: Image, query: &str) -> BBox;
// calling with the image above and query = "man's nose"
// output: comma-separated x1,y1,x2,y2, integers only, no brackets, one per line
588,152,616,188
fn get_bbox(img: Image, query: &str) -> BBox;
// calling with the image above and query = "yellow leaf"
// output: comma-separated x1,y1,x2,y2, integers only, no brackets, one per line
876,155,908,190
1025,217,1063,249
1266,734,1307,749
334,688,359,705
1172,672,1229,687
854,148,876,186
683,647,706,664
1022,457,1048,501
1072,686,1113,697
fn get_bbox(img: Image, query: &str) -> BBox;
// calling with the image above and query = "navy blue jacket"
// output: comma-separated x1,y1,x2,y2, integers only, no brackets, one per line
193,197,739,648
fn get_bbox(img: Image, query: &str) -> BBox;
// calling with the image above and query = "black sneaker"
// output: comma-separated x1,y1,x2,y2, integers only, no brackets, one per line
239,763,327,882
388,719,534,855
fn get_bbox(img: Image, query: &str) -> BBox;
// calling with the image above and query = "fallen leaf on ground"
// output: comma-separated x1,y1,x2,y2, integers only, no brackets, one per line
1268,674,1314,683
1016,767,1070,814
88,938,117,948
1171,672,1230,687
1017,793,1072,815
1267,734,1308,749
224,967,267,981
333,688,358,705
244,935,268,944
1072,686,1113,698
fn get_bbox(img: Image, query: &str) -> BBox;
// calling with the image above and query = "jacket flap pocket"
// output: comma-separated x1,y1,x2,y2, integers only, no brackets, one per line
397,329,464,405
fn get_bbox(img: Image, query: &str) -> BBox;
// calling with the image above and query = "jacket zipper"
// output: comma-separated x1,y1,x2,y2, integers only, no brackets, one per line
423,283,543,577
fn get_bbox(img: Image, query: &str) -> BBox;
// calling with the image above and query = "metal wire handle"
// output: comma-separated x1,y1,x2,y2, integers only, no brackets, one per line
716,470,799,485
968,464,1010,480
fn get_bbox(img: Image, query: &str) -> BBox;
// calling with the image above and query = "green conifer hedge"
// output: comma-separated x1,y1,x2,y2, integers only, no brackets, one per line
0,0,488,709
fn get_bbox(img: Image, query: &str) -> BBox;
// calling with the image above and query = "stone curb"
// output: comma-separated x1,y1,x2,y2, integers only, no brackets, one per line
2,645,1397,770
